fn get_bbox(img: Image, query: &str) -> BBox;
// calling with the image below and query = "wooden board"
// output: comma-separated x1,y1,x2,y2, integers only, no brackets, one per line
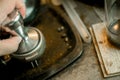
90,22,120,77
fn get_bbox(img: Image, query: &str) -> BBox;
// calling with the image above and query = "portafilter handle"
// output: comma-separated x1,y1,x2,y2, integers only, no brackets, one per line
2,9,28,40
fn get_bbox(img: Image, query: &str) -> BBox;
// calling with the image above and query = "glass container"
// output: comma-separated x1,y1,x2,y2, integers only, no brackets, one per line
105,0,120,47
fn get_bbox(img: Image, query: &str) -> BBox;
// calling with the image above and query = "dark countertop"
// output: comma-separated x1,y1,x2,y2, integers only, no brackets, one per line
50,1,120,80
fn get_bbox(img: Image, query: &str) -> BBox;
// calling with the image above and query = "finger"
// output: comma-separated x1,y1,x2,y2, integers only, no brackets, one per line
0,0,16,24
15,0,26,18
0,26,18,36
0,0,26,25
0,36,22,56
0,26,11,32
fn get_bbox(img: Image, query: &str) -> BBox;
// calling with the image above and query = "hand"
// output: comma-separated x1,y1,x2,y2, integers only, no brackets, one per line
0,0,26,56
0,0,26,24
0,27,22,56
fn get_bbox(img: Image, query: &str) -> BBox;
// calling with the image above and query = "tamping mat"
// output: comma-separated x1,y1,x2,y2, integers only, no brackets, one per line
90,22,120,77
0,6,83,80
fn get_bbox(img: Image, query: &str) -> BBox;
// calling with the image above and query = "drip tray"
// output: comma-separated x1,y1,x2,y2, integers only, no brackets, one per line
0,5,83,80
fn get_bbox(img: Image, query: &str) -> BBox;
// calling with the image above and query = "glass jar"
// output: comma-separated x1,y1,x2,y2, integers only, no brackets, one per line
105,0,120,47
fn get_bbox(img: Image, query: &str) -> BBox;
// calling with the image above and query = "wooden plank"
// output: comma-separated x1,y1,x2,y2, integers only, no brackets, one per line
90,22,120,77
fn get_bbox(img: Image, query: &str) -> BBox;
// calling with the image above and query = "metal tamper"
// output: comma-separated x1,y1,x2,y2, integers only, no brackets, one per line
2,9,46,66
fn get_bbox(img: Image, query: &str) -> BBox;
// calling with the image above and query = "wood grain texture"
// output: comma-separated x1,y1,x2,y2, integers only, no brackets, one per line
90,22,120,77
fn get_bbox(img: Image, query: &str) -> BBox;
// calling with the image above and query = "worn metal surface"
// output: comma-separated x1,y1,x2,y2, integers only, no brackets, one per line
61,0,92,43
50,1,120,80
92,22,120,77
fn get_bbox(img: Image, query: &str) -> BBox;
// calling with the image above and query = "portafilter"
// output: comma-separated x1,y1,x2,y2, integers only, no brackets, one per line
2,9,46,63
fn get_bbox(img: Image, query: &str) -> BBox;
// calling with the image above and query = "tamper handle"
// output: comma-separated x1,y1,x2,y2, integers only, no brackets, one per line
2,9,28,40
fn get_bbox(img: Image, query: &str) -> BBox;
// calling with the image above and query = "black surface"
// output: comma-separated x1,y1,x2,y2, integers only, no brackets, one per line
77,0,104,7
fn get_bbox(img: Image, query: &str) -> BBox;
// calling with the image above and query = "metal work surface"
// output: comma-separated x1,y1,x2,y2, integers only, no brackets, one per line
0,5,83,80
50,1,120,80
91,22,120,77
61,0,92,43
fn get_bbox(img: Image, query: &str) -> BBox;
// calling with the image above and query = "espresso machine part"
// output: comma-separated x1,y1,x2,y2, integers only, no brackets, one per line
2,9,46,64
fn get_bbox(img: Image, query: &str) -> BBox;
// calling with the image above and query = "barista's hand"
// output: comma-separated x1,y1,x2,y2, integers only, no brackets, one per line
0,0,26,56
0,27,22,56
0,0,26,24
